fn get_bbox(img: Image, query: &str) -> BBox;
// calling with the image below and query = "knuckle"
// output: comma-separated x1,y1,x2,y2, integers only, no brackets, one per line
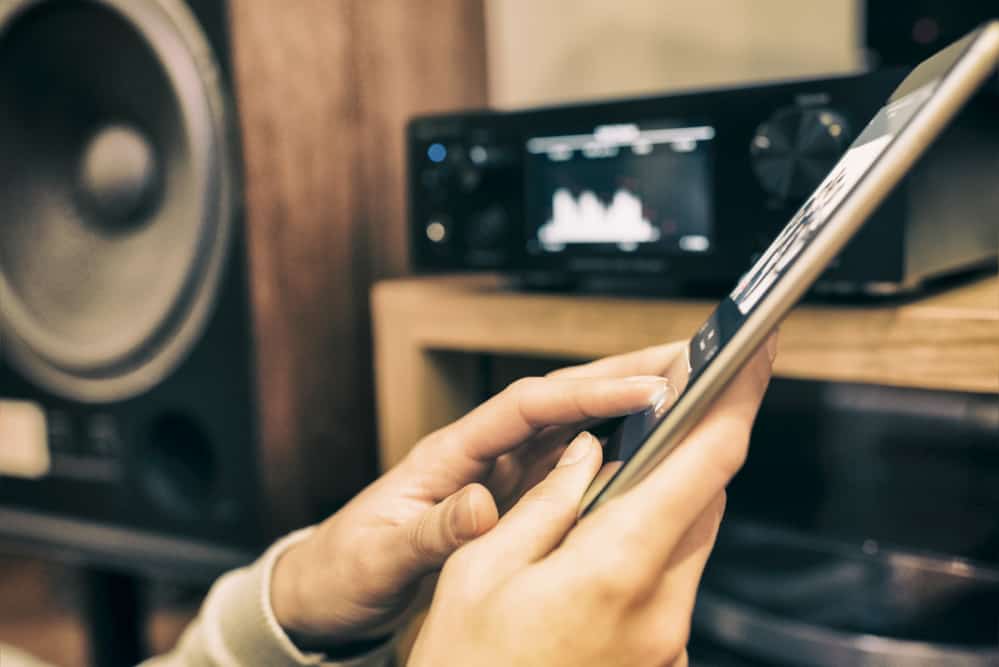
589,570,632,602
545,365,575,378
602,503,651,550
506,375,545,399
520,484,578,520
710,418,751,479
657,617,693,661
341,540,380,584
404,429,454,467
442,543,496,600
588,549,647,600
441,542,481,580
408,515,440,563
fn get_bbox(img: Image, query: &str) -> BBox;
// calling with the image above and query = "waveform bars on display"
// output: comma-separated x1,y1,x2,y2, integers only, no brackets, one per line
538,188,659,251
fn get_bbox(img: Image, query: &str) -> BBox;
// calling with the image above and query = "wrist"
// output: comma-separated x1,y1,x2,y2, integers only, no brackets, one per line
270,536,313,638
271,537,394,656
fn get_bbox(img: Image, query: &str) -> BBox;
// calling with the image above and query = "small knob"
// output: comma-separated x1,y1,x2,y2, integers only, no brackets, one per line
426,215,450,244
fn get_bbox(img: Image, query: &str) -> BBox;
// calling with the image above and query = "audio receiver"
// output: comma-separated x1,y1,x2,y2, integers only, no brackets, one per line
408,69,998,294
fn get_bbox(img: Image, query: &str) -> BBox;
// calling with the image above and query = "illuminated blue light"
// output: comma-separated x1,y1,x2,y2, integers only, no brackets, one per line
427,143,447,163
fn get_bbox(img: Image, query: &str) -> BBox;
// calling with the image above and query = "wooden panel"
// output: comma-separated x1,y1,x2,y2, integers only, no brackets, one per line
373,271,999,488
373,273,999,400
229,0,488,533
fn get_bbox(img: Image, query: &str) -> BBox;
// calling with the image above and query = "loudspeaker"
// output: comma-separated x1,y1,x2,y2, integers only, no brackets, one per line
0,0,491,580
0,0,269,577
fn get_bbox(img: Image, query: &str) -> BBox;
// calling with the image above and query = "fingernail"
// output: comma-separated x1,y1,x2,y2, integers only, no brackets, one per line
625,376,672,405
453,488,478,541
558,432,595,467
766,331,779,363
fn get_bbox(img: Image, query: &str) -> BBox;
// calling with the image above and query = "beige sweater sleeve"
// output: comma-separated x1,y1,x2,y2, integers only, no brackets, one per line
142,529,395,667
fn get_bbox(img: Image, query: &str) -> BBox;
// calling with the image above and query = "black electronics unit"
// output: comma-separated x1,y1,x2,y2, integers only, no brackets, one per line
865,1,999,67
0,0,260,578
408,69,999,294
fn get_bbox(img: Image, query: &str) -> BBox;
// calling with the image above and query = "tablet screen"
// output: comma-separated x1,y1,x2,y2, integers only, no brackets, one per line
600,77,943,470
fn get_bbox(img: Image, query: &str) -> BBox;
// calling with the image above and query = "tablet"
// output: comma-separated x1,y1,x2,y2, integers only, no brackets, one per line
580,22,999,516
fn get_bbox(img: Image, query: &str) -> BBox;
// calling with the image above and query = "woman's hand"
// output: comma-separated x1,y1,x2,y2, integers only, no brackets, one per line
271,342,689,646
409,336,776,667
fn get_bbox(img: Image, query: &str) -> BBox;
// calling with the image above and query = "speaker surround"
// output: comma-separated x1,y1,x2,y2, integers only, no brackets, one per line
0,0,235,403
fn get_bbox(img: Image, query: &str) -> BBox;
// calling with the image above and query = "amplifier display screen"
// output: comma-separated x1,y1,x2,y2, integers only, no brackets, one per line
524,122,715,256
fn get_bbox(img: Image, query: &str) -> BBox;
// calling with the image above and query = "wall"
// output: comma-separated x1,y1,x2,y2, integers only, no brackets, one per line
485,0,863,108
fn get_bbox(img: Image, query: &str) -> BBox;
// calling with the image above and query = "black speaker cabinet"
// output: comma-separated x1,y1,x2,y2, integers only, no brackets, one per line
0,0,265,578
0,0,492,581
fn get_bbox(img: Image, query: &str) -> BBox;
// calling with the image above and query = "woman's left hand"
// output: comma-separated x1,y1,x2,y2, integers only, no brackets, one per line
270,343,686,646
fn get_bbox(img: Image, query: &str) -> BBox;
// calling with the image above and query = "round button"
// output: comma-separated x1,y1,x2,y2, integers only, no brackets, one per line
426,216,449,244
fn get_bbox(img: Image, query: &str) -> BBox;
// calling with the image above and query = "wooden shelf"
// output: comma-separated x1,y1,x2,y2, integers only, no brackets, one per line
372,273,997,468
370,272,997,660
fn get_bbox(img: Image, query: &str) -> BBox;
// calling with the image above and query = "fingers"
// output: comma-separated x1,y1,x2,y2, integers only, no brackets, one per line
616,341,772,560
421,374,668,476
463,432,602,578
563,338,773,574
485,424,575,512
548,342,686,380
403,483,499,572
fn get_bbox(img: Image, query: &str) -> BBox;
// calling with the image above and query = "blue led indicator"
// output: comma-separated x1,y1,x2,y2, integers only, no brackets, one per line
427,143,447,163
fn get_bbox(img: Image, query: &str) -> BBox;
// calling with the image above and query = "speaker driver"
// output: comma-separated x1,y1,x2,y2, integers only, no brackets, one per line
0,0,236,403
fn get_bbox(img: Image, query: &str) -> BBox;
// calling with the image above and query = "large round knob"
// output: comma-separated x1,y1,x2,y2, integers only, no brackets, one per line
750,107,852,200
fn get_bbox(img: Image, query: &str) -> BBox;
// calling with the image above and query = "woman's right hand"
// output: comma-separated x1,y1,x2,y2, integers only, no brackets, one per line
409,335,776,667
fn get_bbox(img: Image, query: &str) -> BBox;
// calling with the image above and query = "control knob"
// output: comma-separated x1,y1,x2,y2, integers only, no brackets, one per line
750,107,852,200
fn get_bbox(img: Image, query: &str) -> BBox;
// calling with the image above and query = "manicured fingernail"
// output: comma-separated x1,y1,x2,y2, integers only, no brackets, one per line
558,432,596,467
625,376,672,405
766,331,779,363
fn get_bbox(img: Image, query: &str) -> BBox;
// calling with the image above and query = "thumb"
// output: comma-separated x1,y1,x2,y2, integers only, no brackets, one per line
405,483,499,571
469,431,602,579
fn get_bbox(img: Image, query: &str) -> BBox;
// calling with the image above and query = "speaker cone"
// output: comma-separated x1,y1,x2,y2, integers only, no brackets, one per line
0,0,236,402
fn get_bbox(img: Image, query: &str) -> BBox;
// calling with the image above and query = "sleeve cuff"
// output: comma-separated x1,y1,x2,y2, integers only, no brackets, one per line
211,527,394,667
